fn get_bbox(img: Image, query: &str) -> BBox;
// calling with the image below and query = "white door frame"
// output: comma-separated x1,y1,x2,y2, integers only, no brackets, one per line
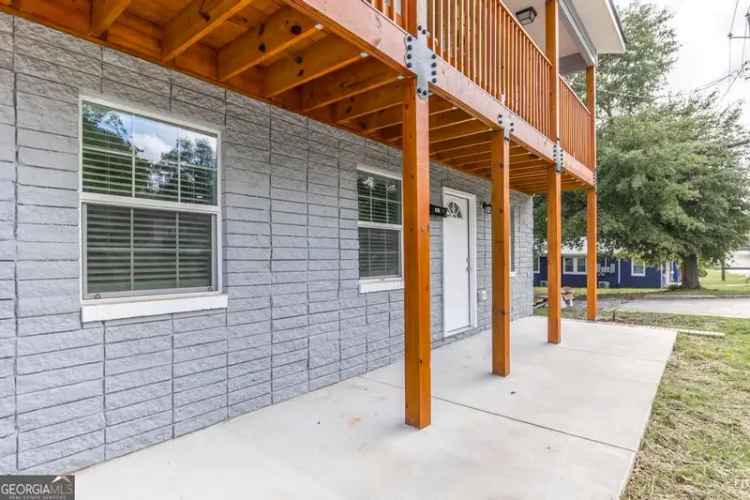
442,187,478,336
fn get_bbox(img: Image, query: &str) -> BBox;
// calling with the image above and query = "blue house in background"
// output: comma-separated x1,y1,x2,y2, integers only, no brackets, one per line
534,241,680,289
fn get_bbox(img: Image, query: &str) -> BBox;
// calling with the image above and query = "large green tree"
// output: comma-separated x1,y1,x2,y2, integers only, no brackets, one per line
535,1,750,289
598,97,750,288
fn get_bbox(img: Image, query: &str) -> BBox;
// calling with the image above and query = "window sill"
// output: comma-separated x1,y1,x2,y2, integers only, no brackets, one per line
81,293,229,323
359,278,404,294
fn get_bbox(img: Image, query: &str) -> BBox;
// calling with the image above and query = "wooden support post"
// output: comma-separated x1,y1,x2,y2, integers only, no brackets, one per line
547,167,562,344
402,77,431,429
491,132,511,376
546,0,561,342
586,189,598,321
585,66,598,321
546,0,560,141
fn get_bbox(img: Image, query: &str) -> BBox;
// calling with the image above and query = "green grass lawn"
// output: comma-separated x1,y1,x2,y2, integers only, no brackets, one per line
534,268,750,300
535,307,750,498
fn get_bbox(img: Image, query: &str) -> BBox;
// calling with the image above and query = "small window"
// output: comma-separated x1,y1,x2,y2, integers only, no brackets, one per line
81,101,220,300
357,168,402,281
631,260,646,277
563,256,586,274
533,253,540,273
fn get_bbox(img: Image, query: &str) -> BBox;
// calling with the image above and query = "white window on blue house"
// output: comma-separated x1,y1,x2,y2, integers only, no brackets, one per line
631,260,647,277
357,166,403,292
533,253,540,273
80,99,226,321
563,256,586,275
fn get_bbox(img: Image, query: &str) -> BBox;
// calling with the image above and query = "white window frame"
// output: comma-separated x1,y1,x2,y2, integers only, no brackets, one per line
356,165,404,294
631,259,647,277
79,95,227,322
563,255,587,275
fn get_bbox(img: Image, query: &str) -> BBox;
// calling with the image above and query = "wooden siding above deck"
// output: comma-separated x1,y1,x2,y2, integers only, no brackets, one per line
0,0,595,191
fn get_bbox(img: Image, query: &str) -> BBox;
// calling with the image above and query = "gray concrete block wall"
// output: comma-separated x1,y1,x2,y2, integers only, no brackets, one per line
0,11,533,474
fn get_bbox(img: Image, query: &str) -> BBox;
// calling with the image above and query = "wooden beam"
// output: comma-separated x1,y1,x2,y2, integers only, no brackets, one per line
301,58,399,112
586,65,598,321
264,36,364,97
491,131,511,376
402,77,431,429
547,165,562,344
356,98,455,133
377,109,474,141
430,132,494,154
162,0,257,61
586,189,598,321
546,0,560,140
333,81,403,122
90,0,130,37
430,120,489,144
217,6,320,81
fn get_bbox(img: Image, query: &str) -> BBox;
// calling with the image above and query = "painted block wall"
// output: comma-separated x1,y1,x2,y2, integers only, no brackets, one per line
0,12,533,474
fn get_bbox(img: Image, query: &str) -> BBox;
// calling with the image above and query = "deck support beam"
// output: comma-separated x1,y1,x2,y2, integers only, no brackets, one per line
402,76,432,429
586,65,598,321
546,0,562,343
547,166,562,344
491,132,511,376
586,189,598,321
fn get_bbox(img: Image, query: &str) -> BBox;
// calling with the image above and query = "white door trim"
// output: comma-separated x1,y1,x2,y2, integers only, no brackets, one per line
442,187,478,336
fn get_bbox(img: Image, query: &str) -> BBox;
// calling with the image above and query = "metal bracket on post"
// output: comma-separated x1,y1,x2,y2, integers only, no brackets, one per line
553,142,564,173
405,26,437,100
497,114,515,141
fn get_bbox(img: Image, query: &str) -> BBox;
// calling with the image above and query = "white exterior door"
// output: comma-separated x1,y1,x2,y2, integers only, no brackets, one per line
442,190,476,336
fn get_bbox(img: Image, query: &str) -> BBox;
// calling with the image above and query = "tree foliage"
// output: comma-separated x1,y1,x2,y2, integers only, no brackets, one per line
535,1,750,288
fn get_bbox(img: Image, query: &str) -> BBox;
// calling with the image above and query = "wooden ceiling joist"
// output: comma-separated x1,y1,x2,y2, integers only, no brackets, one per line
264,36,364,97
376,109,474,142
300,58,399,112
332,81,403,122
218,6,321,81
90,0,131,37
429,120,490,145
355,98,454,133
162,0,258,61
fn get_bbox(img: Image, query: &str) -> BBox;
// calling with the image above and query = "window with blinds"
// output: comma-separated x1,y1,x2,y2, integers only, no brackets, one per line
357,169,402,280
80,101,219,300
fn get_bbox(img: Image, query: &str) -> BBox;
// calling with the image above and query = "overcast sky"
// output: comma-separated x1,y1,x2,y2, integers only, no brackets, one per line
629,0,750,126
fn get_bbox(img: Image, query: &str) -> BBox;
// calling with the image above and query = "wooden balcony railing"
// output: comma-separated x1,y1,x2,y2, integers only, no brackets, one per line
366,0,406,29
559,79,594,169
363,0,594,171
427,0,552,139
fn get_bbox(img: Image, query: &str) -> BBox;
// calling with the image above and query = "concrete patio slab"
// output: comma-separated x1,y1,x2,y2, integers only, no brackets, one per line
615,297,750,318
77,317,675,500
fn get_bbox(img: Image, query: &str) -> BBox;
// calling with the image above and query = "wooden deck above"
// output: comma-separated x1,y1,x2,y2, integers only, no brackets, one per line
0,0,597,192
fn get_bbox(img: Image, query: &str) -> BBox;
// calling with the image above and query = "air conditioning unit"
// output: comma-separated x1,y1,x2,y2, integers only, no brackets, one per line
599,281,611,288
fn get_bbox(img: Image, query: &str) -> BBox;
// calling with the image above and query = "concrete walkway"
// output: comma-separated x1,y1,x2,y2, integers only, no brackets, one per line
615,297,750,318
77,317,676,500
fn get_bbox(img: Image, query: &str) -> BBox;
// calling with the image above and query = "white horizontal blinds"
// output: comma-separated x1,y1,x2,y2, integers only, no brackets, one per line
85,205,214,297
180,130,218,205
357,171,402,279
81,102,217,203
133,208,178,291
86,204,132,294
82,104,133,196
358,171,401,225
178,212,213,288
81,101,219,299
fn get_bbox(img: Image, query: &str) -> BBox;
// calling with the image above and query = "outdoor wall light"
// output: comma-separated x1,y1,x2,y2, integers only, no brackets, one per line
516,7,538,26
481,202,493,215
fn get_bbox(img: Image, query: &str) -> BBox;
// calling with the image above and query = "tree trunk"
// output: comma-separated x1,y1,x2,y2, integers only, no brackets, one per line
681,254,700,289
